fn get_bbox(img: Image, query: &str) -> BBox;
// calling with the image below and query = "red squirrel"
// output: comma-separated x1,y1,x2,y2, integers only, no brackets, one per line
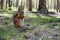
13,6,24,28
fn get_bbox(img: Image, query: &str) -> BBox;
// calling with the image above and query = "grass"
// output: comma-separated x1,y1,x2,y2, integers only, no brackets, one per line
24,12,60,25
0,11,60,40
0,9,9,13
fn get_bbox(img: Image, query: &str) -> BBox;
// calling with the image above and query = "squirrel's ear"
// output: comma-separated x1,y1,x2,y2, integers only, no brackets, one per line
18,5,24,11
18,6,21,11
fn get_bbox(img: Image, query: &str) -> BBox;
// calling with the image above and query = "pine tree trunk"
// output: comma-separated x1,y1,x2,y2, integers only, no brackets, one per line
57,0,59,12
38,0,46,11
0,0,4,9
8,0,12,10
16,0,19,7
29,0,32,11
6,0,7,8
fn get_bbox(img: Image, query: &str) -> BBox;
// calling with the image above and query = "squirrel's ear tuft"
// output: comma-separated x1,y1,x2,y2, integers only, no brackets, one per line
18,5,24,11
18,6,21,11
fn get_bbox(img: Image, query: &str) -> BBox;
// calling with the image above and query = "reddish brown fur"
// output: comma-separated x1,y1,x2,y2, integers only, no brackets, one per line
13,6,24,28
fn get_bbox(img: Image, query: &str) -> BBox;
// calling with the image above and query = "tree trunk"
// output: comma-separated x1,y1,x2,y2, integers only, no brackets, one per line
0,0,4,9
9,0,10,7
6,0,8,8
57,0,59,12
16,0,19,7
38,0,46,11
8,0,12,10
29,0,32,11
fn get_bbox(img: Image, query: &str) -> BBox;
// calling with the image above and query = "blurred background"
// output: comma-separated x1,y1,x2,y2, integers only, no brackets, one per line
0,0,60,40
0,0,60,12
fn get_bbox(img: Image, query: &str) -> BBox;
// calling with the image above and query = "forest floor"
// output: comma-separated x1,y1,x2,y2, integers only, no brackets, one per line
0,10,60,40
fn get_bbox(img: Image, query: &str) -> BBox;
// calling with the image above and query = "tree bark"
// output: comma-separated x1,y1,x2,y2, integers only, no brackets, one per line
29,0,32,11
38,0,46,11
16,0,19,7
57,0,59,12
0,0,4,9
8,0,12,10
6,0,7,8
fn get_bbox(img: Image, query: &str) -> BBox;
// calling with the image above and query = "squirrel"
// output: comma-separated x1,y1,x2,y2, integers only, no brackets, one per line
13,6,24,28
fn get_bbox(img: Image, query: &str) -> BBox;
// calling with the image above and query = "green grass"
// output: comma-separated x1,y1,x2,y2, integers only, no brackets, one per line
25,13,60,25
0,11,60,40
0,9,9,13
